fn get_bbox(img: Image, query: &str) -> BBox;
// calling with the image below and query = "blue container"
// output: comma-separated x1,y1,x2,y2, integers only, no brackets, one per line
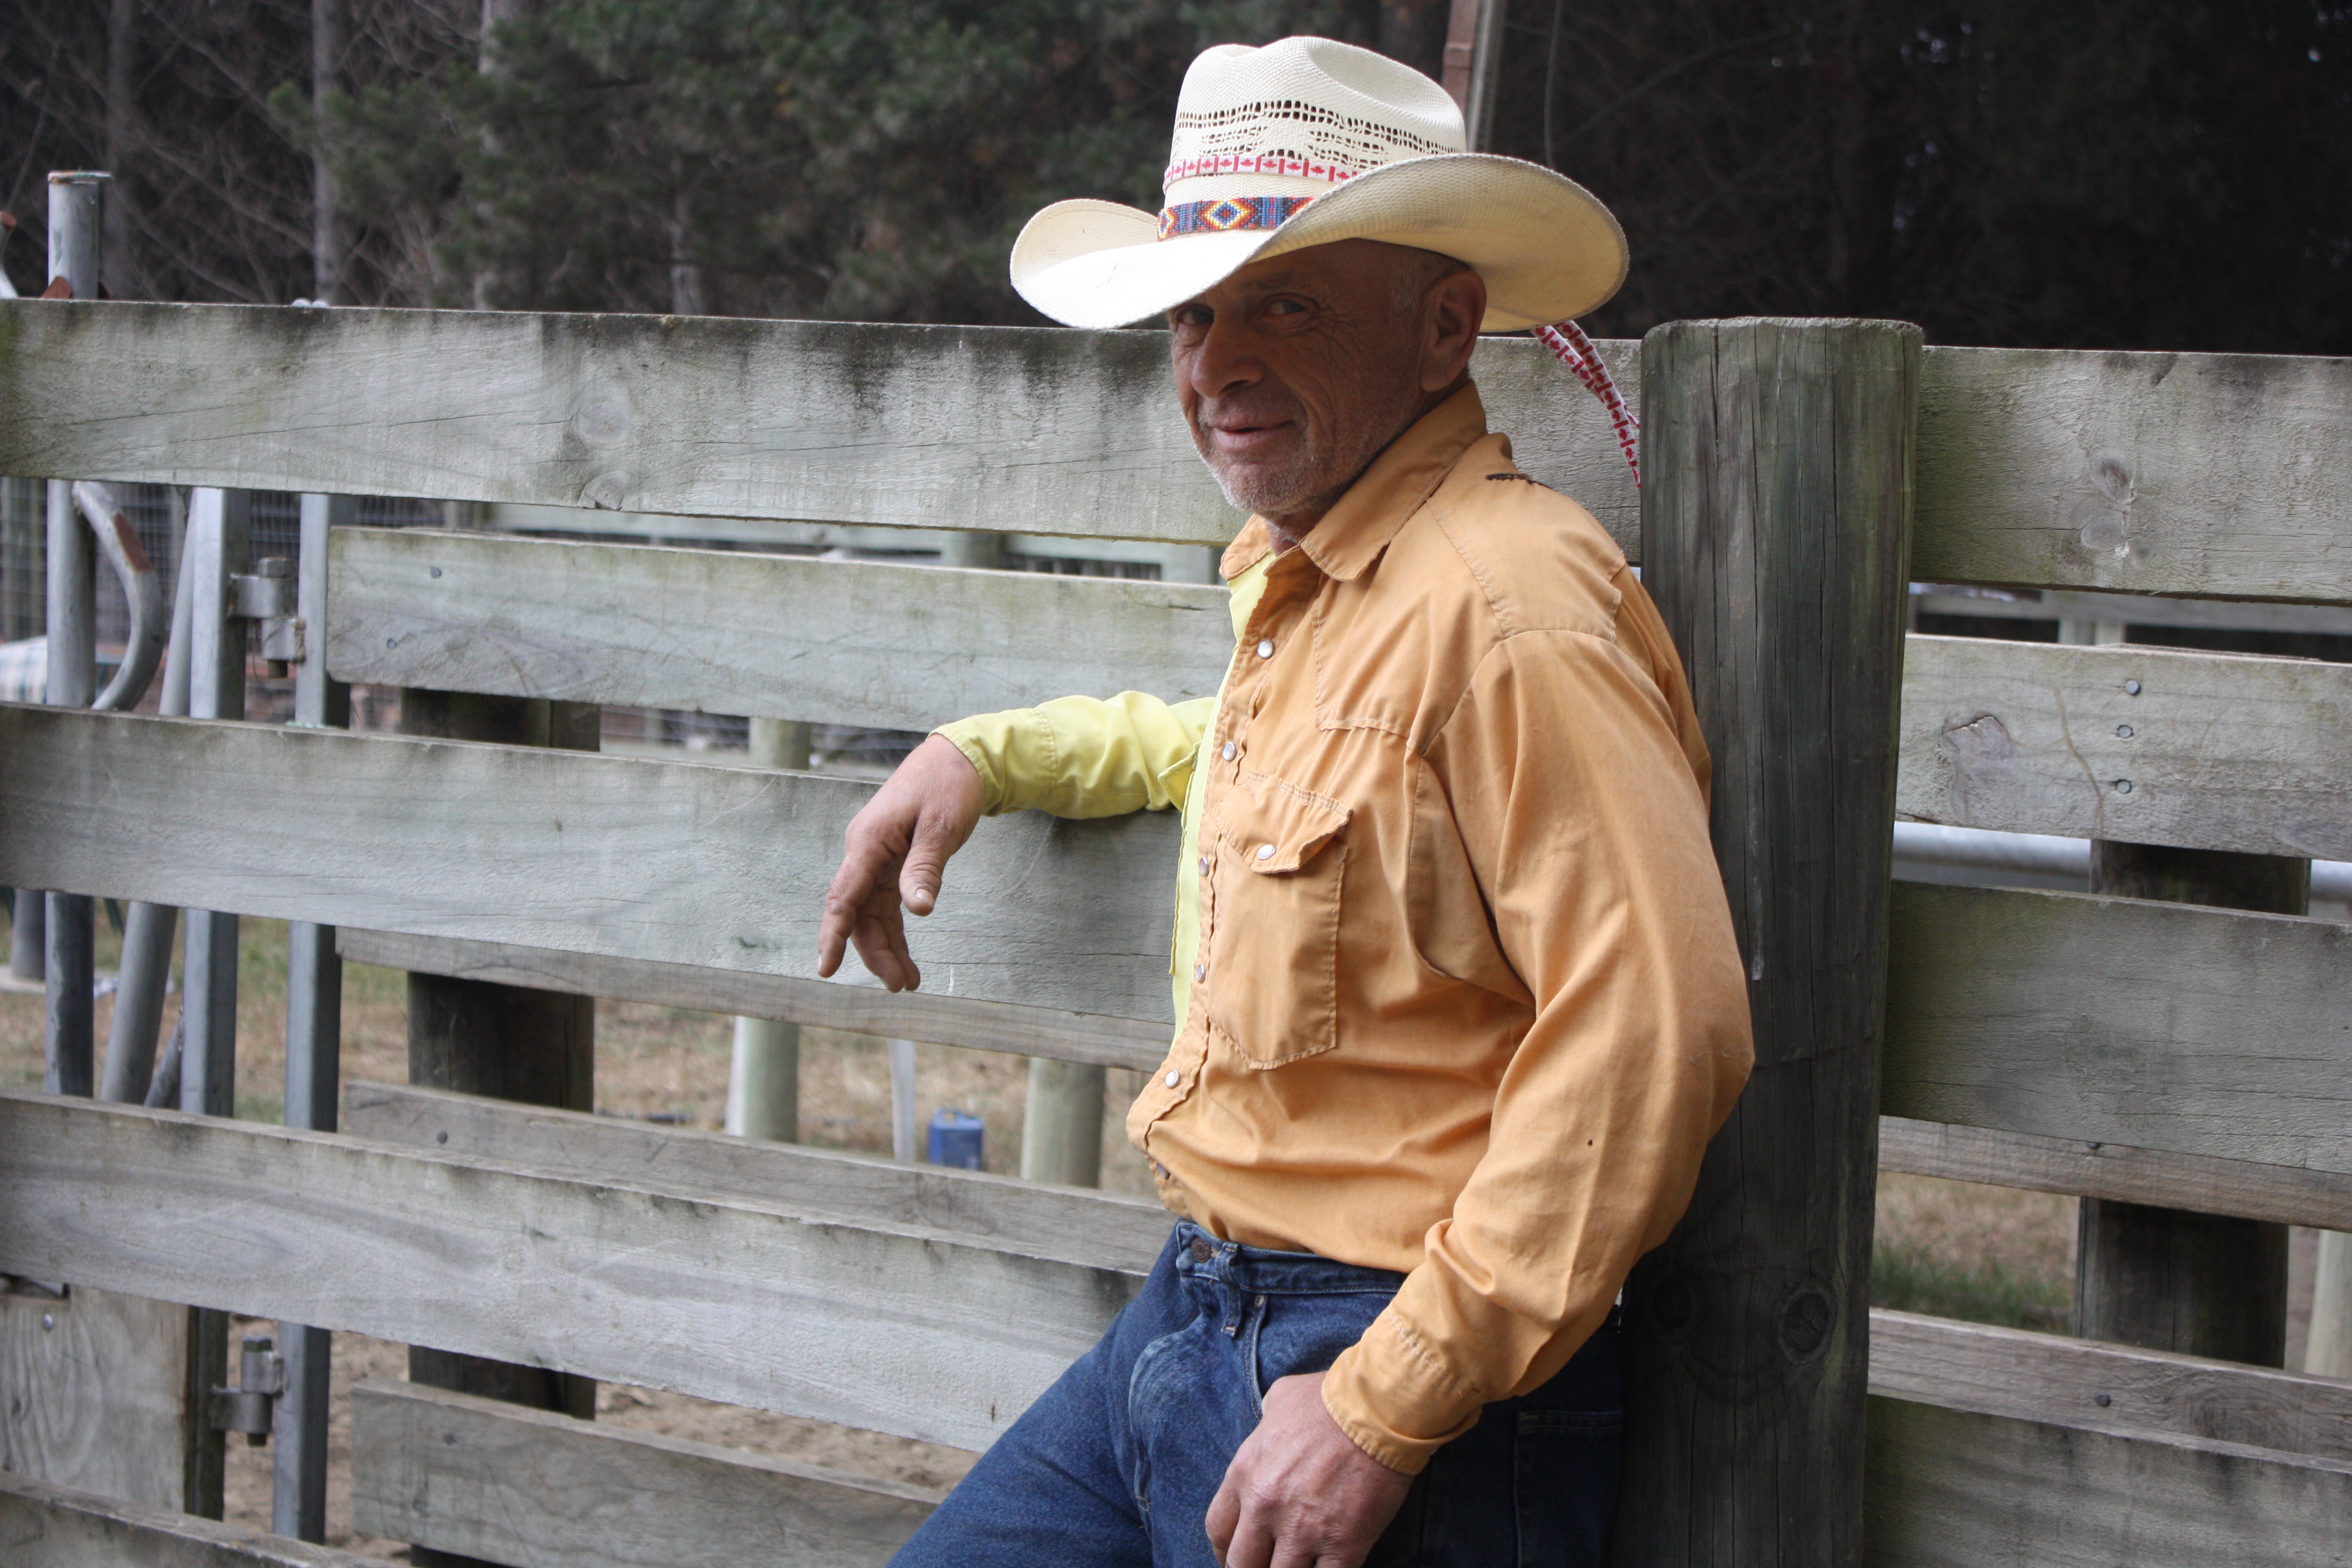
925,1109,984,1170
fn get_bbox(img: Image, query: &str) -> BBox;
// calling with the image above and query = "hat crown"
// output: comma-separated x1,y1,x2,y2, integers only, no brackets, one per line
1165,37,1464,194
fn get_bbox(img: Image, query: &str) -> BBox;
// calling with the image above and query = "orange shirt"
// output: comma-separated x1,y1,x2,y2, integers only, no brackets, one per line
941,385,1751,1473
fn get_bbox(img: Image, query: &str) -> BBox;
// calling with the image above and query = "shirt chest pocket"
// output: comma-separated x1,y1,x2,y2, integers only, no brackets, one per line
1202,780,1350,1069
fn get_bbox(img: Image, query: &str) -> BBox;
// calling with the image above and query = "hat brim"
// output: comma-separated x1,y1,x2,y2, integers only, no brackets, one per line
1009,153,1628,333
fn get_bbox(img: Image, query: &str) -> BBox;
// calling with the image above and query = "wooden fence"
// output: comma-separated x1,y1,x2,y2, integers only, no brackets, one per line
1,296,2349,1566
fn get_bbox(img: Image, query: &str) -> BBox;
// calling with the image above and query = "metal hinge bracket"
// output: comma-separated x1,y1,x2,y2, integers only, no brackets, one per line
210,1333,284,1446
230,557,306,671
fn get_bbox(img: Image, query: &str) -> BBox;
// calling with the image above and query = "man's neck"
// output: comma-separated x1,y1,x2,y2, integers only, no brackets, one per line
1257,378,1465,553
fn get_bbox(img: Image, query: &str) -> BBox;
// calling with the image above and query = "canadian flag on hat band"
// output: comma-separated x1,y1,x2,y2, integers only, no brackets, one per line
1536,320,1640,486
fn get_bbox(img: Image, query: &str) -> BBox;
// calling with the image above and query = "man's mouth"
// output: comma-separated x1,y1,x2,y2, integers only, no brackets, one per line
1205,420,1295,459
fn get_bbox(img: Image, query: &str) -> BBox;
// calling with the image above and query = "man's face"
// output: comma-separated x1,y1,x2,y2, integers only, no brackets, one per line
1169,239,1472,525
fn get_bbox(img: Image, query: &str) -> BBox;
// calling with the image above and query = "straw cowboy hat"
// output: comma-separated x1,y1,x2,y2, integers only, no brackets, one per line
1009,35,1628,334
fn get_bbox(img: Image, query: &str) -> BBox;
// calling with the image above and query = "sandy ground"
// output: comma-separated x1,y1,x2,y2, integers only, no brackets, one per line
0,905,2217,1559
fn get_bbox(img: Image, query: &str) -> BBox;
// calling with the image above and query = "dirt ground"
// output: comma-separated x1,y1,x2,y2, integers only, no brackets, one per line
0,903,2216,1558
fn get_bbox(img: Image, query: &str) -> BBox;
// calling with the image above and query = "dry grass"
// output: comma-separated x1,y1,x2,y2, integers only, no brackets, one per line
0,902,2069,1555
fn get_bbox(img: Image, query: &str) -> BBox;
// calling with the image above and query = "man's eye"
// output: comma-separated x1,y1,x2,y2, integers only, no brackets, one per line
1264,298,1308,317
1170,306,1212,329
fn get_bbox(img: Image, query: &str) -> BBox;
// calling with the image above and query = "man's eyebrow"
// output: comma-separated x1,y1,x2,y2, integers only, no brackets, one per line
1169,273,1324,313
1233,271,1316,291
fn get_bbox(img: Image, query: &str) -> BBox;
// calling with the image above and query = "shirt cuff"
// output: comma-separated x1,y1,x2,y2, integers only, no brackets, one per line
932,715,1039,817
1319,1308,1485,1476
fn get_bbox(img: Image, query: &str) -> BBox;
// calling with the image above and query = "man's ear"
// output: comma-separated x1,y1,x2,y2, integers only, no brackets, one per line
1421,269,1488,393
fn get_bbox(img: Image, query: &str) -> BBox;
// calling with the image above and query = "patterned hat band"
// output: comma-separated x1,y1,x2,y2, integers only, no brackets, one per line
1157,195,1316,241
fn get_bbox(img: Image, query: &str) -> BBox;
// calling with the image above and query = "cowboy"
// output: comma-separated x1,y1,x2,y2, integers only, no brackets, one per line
817,36,1752,1568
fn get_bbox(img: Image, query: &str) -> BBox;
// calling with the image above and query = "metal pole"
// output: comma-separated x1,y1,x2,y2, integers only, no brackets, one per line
1440,1,1507,151
274,491,351,1543
44,171,108,300
889,1038,919,1164
181,489,248,1119
726,715,809,1143
947,526,1110,1185
101,499,198,1104
41,172,107,1098
9,889,43,984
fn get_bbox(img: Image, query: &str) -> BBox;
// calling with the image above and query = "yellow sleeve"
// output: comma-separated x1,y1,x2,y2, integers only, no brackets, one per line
935,693,1216,819
1319,628,1753,1473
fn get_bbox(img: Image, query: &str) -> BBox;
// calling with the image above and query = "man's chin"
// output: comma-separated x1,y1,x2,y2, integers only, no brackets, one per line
1207,461,1319,518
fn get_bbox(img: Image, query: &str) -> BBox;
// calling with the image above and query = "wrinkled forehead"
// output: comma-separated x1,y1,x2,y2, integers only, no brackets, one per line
1171,238,1471,312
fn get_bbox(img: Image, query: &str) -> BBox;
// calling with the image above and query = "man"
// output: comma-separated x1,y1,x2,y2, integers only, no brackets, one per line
816,36,1751,1568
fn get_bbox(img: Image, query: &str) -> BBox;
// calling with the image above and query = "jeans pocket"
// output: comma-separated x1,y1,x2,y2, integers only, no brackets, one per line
1246,1288,1395,1407
1512,1408,1623,1567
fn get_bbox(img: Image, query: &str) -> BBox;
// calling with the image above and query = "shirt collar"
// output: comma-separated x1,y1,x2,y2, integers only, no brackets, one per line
1217,383,1489,585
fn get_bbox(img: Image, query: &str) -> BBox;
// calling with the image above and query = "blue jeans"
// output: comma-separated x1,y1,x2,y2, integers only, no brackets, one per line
892,1221,1623,1567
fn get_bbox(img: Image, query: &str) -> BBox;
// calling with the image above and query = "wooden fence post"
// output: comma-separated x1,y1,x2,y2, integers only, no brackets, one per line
397,688,597,1568
2073,842,2303,1365
1619,318,1919,1566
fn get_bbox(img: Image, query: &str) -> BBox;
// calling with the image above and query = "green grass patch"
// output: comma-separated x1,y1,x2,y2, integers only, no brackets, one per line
1871,1239,2069,1331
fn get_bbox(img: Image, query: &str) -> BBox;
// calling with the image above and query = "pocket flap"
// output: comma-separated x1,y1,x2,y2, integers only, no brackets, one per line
1219,778,1351,873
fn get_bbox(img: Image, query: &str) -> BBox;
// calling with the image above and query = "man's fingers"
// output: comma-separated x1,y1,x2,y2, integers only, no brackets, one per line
849,889,920,992
1206,1470,1241,1564
818,832,895,977
1218,1511,1276,1568
898,800,974,918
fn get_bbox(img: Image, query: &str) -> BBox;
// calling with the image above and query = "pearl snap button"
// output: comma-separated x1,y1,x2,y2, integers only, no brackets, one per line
1199,855,1210,874
1256,843,1275,861
1221,741,1237,761
1194,962,1207,982
1256,639,1275,658
1164,1070,1180,1088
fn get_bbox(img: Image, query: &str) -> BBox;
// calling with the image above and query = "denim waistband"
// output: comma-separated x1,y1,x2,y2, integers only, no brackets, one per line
1169,1218,1408,1297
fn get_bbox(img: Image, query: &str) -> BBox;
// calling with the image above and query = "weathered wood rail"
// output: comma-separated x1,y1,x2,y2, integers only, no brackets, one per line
1,293,2348,1566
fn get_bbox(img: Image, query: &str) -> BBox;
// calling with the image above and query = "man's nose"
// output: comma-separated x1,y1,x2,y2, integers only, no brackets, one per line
1184,316,1263,400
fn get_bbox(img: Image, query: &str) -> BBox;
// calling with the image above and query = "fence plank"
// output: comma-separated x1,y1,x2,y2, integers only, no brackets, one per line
328,527,1233,728
0,704,1179,1024
333,533,2352,861
0,1469,383,1568
0,1287,203,1513
1898,635,2352,861
11,302,2352,596
350,1381,935,1568
0,1090,1138,1451
1913,345,2352,603
1868,1308,2352,1462
345,1081,1169,1272
1863,1396,2352,1567
1879,1117,2352,1233
351,930,1170,1218
337,929,1170,1071
1883,881,2352,1173
0,300,1641,551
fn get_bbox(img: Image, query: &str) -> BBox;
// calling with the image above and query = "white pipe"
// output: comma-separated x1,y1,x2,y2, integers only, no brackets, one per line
1892,821,2352,903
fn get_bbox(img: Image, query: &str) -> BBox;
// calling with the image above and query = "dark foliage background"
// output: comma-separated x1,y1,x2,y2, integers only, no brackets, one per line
2,0,2345,352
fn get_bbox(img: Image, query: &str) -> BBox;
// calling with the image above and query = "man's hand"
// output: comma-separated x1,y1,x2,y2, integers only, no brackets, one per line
1206,1371,1412,1568
816,735,986,992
